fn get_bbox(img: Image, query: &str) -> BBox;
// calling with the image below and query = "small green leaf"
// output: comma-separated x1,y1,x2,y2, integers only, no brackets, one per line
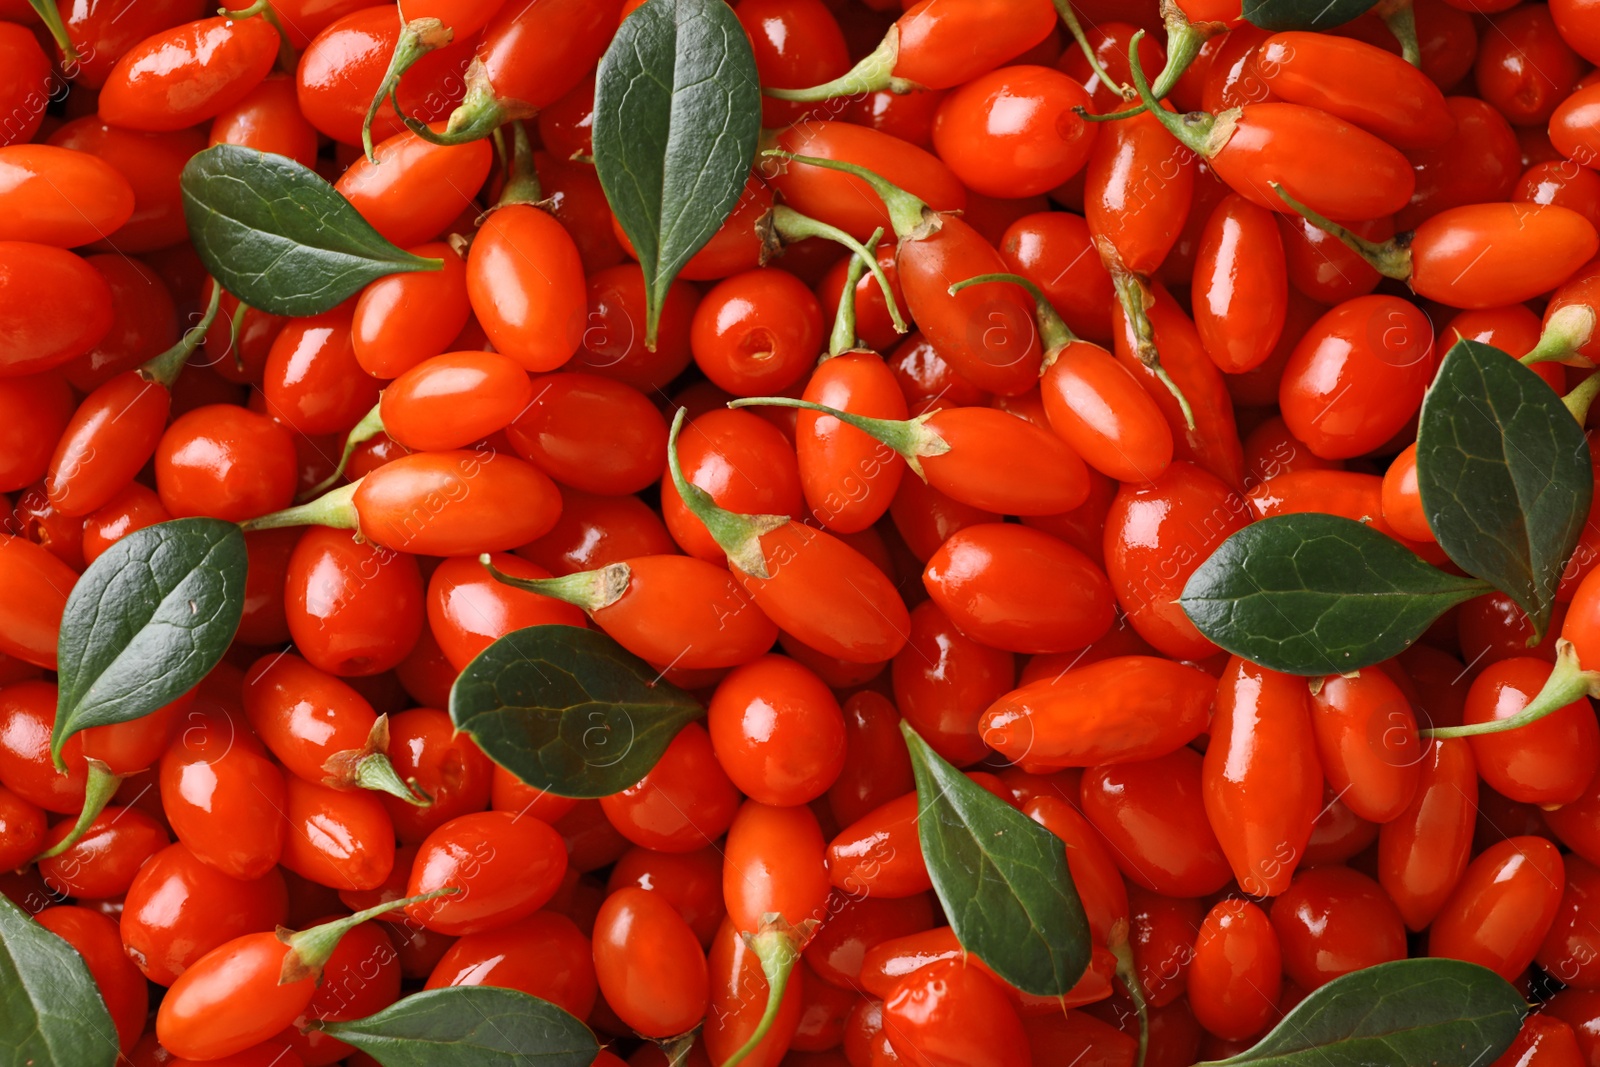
1417,338,1593,640
903,723,1091,998
318,988,599,1067
180,144,440,317
593,0,762,342
1241,0,1371,30
449,625,703,799
53,518,247,764
1180,513,1490,676
1198,959,1524,1066
0,894,121,1067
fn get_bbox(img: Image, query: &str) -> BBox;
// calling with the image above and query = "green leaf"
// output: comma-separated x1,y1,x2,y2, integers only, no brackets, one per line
1180,513,1490,676
180,144,440,317
1417,338,1593,641
318,987,599,1067
592,0,761,342
0,894,120,1067
1241,0,1371,30
903,723,1091,998
449,625,703,799
53,518,246,764
1198,959,1524,1066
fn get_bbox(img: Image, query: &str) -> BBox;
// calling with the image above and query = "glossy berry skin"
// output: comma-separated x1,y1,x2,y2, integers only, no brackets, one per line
882,957,1031,1067
280,776,395,891
39,804,169,899
1188,900,1281,1041
0,23,49,148
352,244,470,379
377,351,533,455
1270,867,1407,991
263,304,381,437
1463,657,1600,807
0,373,69,495
381,707,494,844
1205,658,1323,898
0,784,44,869
1104,462,1248,660
924,523,1113,654
1410,204,1597,309
285,528,425,677
427,552,587,672
468,205,587,373
1308,669,1422,823
37,906,149,1052
691,269,824,398
352,450,563,556
1025,795,1131,943
210,73,320,168
335,131,491,251
591,554,779,671
593,886,709,1038
0,242,114,377
97,15,279,132
1257,32,1454,149
1381,443,1434,543
518,488,675,575
159,706,288,880
46,370,170,518
1378,737,1477,931
916,407,1089,516
1193,194,1287,374
930,65,1096,197
156,930,318,1060
0,683,86,813
661,408,803,564
1538,855,1600,990
1280,296,1435,460
121,842,288,987
889,0,1057,92
426,910,597,1019
708,656,846,807
600,722,739,852
794,353,908,532
981,656,1213,769
242,651,389,789
723,800,833,936
506,372,667,495
0,539,76,670
0,145,135,248
156,404,298,522
407,811,568,935
1489,1013,1586,1067
892,601,1014,768
282,918,402,1066
82,483,172,564
1085,109,1196,276
1080,748,1232,899
1429,836,1566,981
705,914,806,1067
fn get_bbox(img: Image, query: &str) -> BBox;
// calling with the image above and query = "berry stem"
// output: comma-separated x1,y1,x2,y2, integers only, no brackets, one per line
301,402,385,503
726,397,948,479
479,554,633,613
321,715,431,806
240,480,361,534
827,227,884,357
1109,920,1150,1067
761,150,930,242
1125,31,1220,158
279,887,459,983
495,119,543,208
1053,0,1130,101
1426,640,1600,738
1376,0,1422,67
363,17,453,161
1101,254,1194,428
1269,182,1413,281
1564,371,1600,425
220,0,296,72
763,26,917,101
769,208,905,334
718,916,814,1067
1522,305,1597,367
1149,0,1226,101
141,282,225,391
26,0,79,64
666,408,789,579
397,58,529,146
34,760,120,859
947,272,1077,367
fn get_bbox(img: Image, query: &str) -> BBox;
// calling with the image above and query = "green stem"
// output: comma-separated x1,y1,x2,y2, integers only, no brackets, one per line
763,25,917,101
1149,1,1224,101
480,554,632,612
1269,182,1412,281
280,887,459,983
718,919,809,1067
220,0,295,72
1053,1,1130,101
496,119,543,207
1427,640,1600,738
828,228,883,358
1109,922,1149,1067
396,57,527,147
769,207,905,334
140,280,224,390
1376,0,1422,67
27,0,79,63
1078,103,1148,124
240,480,361,534
1125,30,1217,157
761,150,929,242
1523,304,1597,367
1108,267,1194,429
300,403,385,503
666,408,788,579
34,760,120,858
226,296,251,372
1565,372,1600,424
948,272,1077,367
320,715,430,805
726,397,948,479
363,17,453,161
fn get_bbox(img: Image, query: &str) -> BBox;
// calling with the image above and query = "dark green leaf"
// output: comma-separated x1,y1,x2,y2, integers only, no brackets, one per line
1241,0,1370,30
180,144,440,316
0,893,120,1067
53,518,246,763
1180,513,1489,675
1199,959,1524,1066
318,988,598,1067
593,0,761,340
1417,338,1593,640
449,625,702,799
903,724,1091,997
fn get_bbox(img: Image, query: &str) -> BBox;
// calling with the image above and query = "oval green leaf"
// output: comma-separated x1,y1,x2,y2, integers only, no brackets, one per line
52,518,246,765
593,0,761,343
449,625,703,799
180,144,440,317
1198,958,1524,1066
1242,0,1371,30
317,987,599,1067
1417,338,1593,641
903,723,1091,998
1180,513,1490,676
0,894,121,1067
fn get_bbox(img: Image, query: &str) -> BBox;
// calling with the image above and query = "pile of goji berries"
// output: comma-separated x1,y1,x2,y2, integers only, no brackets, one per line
11,0,1600,1064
